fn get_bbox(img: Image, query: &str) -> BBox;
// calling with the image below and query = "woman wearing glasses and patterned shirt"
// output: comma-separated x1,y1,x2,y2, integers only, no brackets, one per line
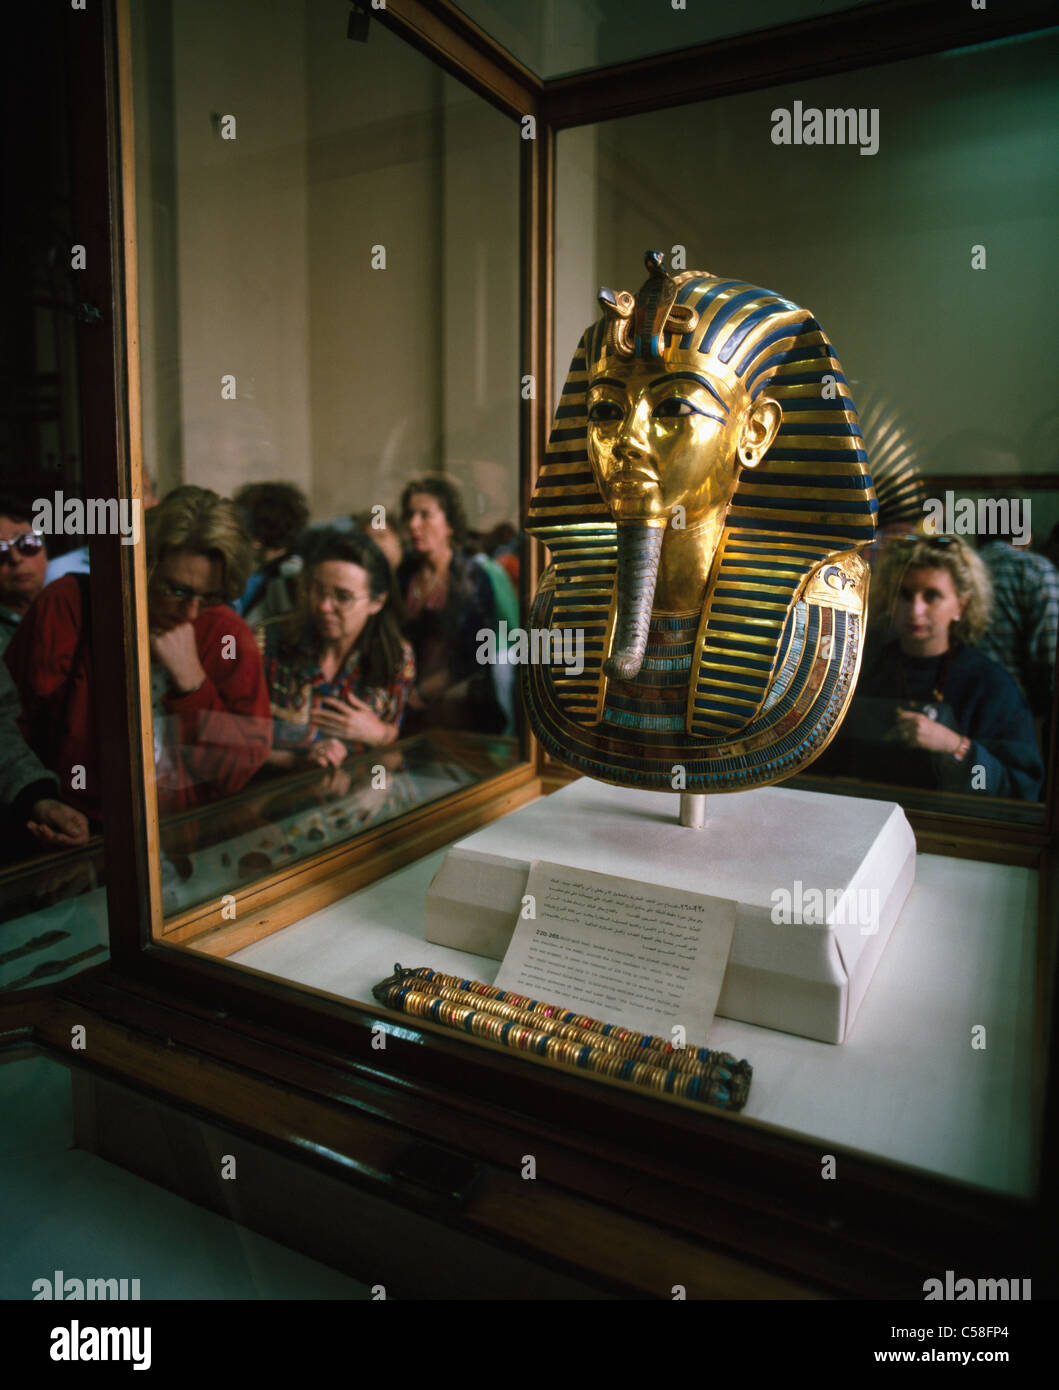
819,534,1043,800
263,529,415,770
5,486,272,826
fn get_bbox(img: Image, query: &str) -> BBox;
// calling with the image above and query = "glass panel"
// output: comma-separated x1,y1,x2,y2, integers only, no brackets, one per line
554,29,1059,822
452,0,882,80
1,3,108,987
113,9,1047,1203
508,30,1051,1196
160,733,509,915
229,831,1037,1197
127,0,525,925
0,1056,369,1298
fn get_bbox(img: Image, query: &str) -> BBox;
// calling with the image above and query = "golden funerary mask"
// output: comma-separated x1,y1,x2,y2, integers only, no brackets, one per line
524,252,877,792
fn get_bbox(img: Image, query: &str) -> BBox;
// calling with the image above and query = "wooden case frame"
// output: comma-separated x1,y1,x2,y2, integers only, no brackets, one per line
2,0,1056,1299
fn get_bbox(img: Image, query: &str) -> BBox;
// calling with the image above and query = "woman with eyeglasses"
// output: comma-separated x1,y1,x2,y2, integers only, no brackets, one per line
5,485,272,825
263,529,415,770
818,534,1043,800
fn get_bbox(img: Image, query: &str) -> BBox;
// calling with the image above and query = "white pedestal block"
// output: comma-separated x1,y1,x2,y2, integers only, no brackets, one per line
425,779,915,1043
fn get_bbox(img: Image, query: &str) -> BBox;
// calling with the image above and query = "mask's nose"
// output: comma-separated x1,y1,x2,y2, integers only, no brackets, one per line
614,399,651,464
615,435,648,466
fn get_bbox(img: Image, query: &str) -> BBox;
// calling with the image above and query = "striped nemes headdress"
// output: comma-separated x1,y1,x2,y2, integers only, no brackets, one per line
525,253,878,788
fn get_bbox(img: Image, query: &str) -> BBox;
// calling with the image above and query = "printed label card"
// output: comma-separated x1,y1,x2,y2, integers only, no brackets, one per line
494,860,737,1041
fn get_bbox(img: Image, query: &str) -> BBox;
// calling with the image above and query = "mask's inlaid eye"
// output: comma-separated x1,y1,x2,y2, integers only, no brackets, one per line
654,398,698,418
587,400,623,423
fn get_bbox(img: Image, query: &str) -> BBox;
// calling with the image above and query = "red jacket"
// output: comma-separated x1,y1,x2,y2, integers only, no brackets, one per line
4,575,272,825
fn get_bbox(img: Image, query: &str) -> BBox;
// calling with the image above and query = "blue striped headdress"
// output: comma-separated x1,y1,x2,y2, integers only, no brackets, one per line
527,254,877,745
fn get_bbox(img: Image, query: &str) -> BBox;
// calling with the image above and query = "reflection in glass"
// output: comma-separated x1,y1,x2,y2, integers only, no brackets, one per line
450,0,880,81
264,528,414,768
159,733,511,916
399,478,517,737
232,483,309,628
2,609,107,989
145,488,271,830
977,538,1059,727
0,5,108,984
0,521,48,651
128,0,524,919
556,30,1059,820
0,846,108,994
815,534,1044,800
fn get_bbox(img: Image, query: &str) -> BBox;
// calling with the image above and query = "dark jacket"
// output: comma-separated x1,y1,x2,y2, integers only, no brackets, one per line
821,636,1043,800
0,658,58,827
397,552,504,733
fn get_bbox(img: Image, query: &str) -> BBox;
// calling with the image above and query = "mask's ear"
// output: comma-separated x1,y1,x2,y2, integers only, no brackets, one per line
736,396,781,468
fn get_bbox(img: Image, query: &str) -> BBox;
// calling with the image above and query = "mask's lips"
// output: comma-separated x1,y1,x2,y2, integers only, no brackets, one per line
602,521,666,681
608,469,656,496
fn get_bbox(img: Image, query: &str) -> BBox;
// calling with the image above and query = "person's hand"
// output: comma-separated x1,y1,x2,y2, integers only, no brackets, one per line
33,853,97,903
306,737,347,769
27,798,91,847
895,710,964,755
150,622,207,694
312,694,394,747
418,669,450,702
320,765,353,798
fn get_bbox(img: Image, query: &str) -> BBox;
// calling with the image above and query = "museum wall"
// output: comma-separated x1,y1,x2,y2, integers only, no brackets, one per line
565,31,1058,486
129,0,181,499
303,0,442,522
131,0,520,532
553,124,597,413
132,0,311,500
438,78,521,534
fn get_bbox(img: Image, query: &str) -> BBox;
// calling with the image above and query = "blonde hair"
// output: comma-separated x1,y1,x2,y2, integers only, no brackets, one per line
146,485,254,600
873,535,992,644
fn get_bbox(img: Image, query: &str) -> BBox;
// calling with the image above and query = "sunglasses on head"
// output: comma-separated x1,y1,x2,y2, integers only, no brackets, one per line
0,531,44,563
891,534,956,548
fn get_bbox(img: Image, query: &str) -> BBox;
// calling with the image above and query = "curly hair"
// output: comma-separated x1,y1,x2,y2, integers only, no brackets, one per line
234,482,310,553
146,485,254,601
400,476,468,549
873,534,992,644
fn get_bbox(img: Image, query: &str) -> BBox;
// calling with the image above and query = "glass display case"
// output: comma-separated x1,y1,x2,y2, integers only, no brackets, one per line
2,0,1056,1310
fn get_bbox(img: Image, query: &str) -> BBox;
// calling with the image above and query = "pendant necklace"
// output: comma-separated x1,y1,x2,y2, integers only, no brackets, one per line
898,644,955,722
